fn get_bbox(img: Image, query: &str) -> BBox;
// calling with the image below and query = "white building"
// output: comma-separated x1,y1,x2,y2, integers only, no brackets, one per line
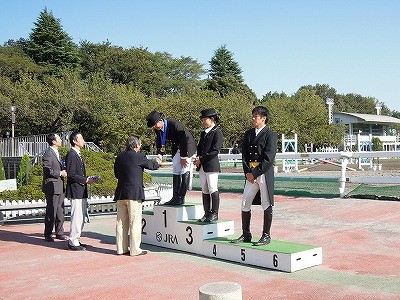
333,112,400,151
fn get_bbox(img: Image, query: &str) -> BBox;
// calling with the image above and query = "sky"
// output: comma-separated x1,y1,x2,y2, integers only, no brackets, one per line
1,0,400,111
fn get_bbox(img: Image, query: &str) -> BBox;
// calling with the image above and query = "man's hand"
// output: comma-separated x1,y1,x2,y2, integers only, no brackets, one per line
87,176,100,184
156,154,163,164
246,172,256,183
180,158,188,167
60,170,67,178
193,157,200,167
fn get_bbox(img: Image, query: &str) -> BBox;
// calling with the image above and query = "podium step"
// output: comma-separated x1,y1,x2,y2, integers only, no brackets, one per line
202,235,322,272
141,204,322,272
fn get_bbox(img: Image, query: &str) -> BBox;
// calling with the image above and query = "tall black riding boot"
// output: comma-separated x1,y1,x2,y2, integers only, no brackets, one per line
205,191,220,222
253,206,273,246
198,193,211,222
173,171,190,205
164,174,181,205
231,211,252,243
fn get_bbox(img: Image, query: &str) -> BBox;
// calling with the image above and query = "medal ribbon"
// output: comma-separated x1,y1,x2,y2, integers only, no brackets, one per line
160,118,167,147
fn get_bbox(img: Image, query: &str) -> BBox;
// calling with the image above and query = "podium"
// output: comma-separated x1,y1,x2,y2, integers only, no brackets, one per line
142,203,322,272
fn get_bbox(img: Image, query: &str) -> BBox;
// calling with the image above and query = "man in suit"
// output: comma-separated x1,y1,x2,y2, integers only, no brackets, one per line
146,110,196,206
114,135,161,256
65,131,98,251
231,106,277,246
42,133,68,242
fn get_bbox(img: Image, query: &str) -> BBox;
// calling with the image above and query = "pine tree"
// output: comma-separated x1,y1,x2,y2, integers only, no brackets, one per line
207,45,256,101
26,8,79,73
209,44,243,82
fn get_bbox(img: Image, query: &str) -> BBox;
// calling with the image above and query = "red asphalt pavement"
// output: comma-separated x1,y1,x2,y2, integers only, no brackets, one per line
1,191,400,300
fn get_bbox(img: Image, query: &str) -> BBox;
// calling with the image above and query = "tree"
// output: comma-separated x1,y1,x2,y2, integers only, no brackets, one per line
260,91,287,102
0,69,85,136
299,84,337,100
209,45,243,81
206,45,256,101
0,42,48,82
26,8,79,73
392,110,400,119
79,41,206,97
265,89,345,149
298,84,392,115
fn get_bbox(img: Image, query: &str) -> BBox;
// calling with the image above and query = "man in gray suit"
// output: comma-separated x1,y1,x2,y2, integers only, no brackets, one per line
42,133,68,242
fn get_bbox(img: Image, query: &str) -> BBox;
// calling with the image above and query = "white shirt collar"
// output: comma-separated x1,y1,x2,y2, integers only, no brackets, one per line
50,146,58,153
72,147,81,155
204,125,215,134
255,124,266,136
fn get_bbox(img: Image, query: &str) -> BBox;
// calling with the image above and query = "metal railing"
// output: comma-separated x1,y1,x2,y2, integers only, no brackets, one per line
85,142,103,152
0,133,65,158
0,132,102,159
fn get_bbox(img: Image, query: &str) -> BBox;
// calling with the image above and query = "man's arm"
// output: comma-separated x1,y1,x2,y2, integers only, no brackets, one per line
66,152,87,185
42,150,60,179
140,153,160,170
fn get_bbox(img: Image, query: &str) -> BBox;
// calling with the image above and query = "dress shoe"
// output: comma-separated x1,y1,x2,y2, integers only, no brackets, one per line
55,234,69,240
230,233,252,243
204,212,218,222
253,233,271,246
79,243,88,248
164,198,184,206
68,243,86,251
198,212,211,222
45,236,54,242
136,250,147,256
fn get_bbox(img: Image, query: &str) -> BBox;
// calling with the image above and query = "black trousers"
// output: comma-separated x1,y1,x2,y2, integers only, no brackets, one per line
44,193,65,236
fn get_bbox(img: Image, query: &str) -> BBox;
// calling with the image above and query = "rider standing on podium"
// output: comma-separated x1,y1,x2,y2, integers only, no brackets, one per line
231,106,277,246
146,111,197,206
194,108,223,223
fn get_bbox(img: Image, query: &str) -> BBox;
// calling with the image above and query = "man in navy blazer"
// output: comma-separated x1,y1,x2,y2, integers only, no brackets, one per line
65,131,98,251
114,135,161,256
42,133,68,242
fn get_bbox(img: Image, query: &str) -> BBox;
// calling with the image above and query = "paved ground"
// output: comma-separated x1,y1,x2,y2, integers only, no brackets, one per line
1,191,400,300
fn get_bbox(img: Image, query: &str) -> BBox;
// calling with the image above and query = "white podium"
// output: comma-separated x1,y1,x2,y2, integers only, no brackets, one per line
142,203,322,272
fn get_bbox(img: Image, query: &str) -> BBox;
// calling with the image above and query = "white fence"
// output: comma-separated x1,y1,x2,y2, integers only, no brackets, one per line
150,151,400,198
0,184,173,224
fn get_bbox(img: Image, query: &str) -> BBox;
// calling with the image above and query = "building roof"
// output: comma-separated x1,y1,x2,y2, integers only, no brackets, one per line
335,112,400,124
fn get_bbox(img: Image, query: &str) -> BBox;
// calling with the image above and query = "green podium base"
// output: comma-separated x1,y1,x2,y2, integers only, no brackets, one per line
203,235,322,272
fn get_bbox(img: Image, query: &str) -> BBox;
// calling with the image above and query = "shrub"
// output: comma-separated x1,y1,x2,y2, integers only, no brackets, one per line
372,137,383,164
0,157,6,180
16,154,33,188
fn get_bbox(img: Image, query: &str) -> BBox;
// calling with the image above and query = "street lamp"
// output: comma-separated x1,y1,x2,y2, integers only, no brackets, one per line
326,98,334,124
10,105,16,156
10,105,16,138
